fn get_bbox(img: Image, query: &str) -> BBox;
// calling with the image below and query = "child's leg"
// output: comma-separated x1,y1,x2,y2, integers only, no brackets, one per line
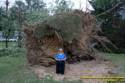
56,61,60,74
60,61,65,74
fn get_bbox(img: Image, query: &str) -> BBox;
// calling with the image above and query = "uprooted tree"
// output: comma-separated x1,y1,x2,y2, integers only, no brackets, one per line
23,10,113,67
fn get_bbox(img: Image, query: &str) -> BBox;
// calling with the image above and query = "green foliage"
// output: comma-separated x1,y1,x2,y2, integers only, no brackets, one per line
12,0,26,25
53,0,73,14
0,4,18,48
93,0,123,16
91,0,120,15
10,4,26,23
0,9,15,48
25,0,46,11
15,0,26,10
0,7,6,31
34,13,83,41
1,17,15,37
91,0,125,53
25,0,49,23
26,10,49,23
0,0,48,48
31,0,46,11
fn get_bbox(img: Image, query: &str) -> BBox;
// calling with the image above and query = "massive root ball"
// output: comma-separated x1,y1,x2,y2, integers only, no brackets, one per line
23,10,108,67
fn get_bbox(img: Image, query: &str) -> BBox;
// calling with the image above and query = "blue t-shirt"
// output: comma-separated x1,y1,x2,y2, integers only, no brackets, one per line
55,53,66,61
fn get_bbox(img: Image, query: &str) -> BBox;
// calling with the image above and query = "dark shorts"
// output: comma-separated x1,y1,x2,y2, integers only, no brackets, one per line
56,61,65,74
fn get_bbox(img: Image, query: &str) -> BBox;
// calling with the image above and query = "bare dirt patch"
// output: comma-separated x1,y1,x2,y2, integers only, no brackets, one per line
30,60,119,83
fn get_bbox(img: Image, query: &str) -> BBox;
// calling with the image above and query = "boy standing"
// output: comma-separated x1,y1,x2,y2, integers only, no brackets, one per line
54,48,66,74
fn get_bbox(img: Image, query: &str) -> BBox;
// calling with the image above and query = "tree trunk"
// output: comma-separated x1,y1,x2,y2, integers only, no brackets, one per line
5,36,8,48
5,29,10,48
18,31,22,48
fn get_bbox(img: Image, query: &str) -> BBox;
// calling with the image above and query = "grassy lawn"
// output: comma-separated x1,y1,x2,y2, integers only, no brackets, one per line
0,46,125,83
0,48,82,83
0,56,41,83
104,53,125,75
0,42,17,48
0,56,40,83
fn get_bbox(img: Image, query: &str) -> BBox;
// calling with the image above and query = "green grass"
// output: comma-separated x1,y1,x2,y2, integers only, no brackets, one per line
104,53,125,75
0,47,125,83
0,48,82,83
0,56,42,83
0,41,17,48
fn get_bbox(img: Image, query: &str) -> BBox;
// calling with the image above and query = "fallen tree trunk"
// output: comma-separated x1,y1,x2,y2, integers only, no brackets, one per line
23,10,110,67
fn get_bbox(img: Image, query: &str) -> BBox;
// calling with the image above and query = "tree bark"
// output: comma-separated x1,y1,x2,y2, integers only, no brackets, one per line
5,36,8,48
18,31,22,48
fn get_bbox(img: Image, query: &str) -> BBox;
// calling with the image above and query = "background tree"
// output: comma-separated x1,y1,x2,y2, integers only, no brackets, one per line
1,16,15,48
91,0,125,52
0,7,5,31
32,0,46,11
0,0,15,48
10,1,26,47
25,0,49,23
25,0,32,11
53,0,73,14
25,0,46,11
